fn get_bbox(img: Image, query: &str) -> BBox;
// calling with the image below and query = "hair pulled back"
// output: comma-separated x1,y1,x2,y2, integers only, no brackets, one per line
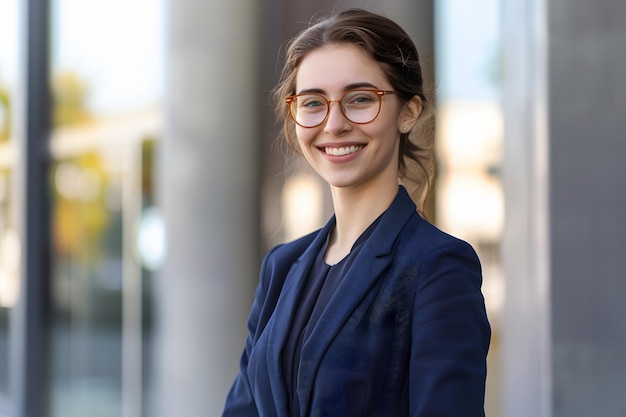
273,8,435,212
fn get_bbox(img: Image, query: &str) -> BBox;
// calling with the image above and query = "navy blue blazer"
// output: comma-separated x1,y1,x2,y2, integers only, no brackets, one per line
222,187,490,417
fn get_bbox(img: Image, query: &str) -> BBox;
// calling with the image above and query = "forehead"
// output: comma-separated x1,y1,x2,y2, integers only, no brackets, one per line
295,43,389,92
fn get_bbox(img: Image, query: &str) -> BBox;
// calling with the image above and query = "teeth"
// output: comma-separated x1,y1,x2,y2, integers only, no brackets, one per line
324,145,364,156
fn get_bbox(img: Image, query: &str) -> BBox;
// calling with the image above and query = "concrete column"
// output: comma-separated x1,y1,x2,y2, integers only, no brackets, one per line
501,0,551,414
549,0,626,415
502,0,626,416
157,2,260,417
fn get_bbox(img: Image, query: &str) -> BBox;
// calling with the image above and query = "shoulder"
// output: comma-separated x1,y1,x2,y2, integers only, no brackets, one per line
397,213,479,266
389,213,483,297
257,228,321,288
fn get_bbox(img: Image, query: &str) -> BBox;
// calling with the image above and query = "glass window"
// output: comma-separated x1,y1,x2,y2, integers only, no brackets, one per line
0,0,17,145
0,168,19,408
50,152,125,417
0,0,21,411
49,1,163,416
50,0,164,123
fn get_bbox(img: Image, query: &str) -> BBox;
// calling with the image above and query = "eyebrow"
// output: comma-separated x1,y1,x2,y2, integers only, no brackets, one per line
296,82,379,95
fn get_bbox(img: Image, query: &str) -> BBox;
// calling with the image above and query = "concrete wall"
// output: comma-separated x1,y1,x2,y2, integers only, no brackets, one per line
549,0,626,415
502,0,626,416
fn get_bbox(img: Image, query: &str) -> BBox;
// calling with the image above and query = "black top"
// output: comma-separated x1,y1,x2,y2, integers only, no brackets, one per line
283,216,382,417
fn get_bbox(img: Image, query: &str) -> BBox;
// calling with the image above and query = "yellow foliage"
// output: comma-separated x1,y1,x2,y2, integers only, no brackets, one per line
52,72,93,127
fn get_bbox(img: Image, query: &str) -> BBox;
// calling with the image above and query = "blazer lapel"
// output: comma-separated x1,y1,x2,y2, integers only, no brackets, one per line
296,187,417,415
265,218,336,417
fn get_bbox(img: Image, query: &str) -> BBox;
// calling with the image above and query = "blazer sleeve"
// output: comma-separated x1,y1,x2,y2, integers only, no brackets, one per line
221,247,279,417
409,238,491,417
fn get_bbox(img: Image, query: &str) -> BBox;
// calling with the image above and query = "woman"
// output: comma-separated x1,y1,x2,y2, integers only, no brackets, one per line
222,8,490,417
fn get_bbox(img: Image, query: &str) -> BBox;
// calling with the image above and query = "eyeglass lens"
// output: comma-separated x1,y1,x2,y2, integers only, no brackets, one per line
290,90,382,127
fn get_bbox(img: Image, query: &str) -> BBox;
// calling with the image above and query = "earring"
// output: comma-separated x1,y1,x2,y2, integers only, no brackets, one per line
402,127,408,131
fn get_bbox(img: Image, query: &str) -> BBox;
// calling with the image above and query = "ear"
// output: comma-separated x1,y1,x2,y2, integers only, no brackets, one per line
397,95,422,134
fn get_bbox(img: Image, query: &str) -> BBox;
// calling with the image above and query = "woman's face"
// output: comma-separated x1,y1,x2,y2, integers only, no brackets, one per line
294,43,414,193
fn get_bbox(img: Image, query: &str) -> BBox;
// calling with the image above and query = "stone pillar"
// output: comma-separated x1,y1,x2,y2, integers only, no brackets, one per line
157,1,260,416
502,0,626,416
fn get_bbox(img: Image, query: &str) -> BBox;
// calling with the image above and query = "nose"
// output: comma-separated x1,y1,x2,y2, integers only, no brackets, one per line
323,100,351,134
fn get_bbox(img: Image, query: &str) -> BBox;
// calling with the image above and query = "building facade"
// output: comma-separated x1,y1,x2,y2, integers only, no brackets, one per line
1,0,624,417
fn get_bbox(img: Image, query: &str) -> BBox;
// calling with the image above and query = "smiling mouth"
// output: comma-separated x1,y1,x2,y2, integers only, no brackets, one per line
324,145,365,156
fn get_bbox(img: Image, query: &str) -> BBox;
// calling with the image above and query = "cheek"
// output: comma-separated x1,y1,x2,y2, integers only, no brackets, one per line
295,126,317,149
370,118,401,146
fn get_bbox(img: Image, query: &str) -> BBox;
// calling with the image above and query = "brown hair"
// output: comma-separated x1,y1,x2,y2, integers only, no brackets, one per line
273,8,435,213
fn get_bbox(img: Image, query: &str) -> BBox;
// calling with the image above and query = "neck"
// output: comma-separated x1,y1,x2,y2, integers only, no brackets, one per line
324,182,398,264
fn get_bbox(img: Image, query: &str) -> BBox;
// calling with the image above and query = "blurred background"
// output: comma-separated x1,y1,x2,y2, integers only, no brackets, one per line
1,0,625,416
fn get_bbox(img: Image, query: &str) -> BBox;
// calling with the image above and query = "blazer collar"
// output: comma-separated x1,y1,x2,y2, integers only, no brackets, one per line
296,185,417,262
267,186,417,417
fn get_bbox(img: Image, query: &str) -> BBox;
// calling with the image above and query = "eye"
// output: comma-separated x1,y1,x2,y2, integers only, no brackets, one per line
344,91,377,105
299,95,327,109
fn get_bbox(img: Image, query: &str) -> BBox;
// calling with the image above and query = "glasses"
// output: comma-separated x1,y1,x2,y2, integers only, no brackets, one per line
285,89,396,128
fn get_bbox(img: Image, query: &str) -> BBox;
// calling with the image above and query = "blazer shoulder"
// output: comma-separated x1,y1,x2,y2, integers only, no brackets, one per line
258,228,321,290
398,214,480,264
